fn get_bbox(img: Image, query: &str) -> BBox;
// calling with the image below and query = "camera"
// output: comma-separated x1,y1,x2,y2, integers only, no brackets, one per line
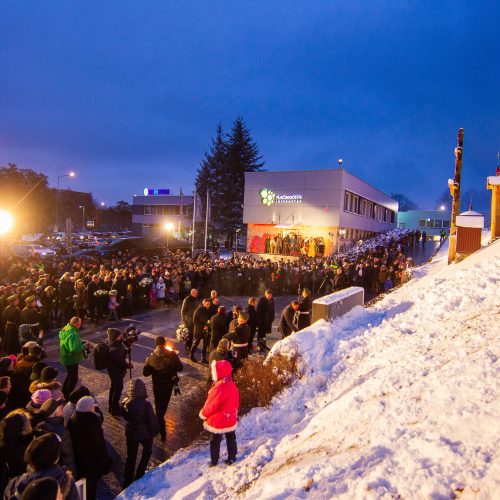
123,325,140,349
82,342,92,359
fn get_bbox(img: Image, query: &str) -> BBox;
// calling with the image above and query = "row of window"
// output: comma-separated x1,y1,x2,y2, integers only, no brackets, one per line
418,218,450,229
344,191,395,223
143,205,191,216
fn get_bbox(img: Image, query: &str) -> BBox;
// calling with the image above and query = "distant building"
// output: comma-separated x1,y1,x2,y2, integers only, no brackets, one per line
51,188,94,232
131,191,202,238
397,210,450,240
243,168,397,255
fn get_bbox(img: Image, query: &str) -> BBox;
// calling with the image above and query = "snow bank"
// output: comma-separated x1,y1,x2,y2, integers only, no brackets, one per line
121,241,500,499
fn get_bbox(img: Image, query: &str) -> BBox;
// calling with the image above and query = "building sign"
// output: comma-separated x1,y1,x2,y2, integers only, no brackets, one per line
260,188,302,206
143,188,170,196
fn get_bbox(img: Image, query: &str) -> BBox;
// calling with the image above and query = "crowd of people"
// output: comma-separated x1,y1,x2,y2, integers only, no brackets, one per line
260,233,326,257
0,228,426,498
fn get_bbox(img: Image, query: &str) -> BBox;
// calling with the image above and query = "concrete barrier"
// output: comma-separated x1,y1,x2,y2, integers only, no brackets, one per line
312,286,365,324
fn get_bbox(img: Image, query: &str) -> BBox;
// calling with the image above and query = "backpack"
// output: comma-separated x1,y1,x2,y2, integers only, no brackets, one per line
93,341,110,370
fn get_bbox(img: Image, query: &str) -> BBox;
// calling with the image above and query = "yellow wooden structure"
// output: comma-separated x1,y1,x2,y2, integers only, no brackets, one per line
486,176,500,241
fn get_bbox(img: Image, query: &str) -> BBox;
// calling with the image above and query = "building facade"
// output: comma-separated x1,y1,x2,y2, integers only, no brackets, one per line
397,210,450,240
243,169,398,256
131,192,201,239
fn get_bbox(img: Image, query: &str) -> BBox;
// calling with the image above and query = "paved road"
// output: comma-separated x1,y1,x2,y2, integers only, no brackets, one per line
41,295,294,499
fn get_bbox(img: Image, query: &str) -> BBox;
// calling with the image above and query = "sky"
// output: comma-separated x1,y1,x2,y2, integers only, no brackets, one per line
1,0,499,209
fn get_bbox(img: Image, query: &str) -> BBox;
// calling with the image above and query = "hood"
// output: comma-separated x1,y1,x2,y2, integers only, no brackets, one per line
211,359,233,382
126,378,147,400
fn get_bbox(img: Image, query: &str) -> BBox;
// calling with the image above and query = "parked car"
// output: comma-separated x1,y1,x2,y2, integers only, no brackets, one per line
9,243,57,258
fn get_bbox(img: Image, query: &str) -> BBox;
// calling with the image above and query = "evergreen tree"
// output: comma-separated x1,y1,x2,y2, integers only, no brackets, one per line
391,193,418,212
219,117,264,241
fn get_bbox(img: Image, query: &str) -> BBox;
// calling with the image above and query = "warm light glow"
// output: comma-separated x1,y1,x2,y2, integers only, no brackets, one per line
100,202,105,207
69,171,76,177
0,210,14,236
164,222,174,231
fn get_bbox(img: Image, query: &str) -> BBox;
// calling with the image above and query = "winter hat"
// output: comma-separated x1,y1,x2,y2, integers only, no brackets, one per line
32,398,60,418
155,336,166,347
0,392,8,406
7,294,19,303
24,432,61,470
19,476,59,500
107,328,121,341
28,345,43,358
40,366,59,383
25,295,37,305
30,362,48,381
76,396,95,413
0,357,12,372
211,359,233,382
68,386,91,405
31,389,52,408
216,339,230,354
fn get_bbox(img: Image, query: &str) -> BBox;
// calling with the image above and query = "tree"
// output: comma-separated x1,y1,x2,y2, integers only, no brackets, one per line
219,117,264,241
0,164,53,233
391,193,418,212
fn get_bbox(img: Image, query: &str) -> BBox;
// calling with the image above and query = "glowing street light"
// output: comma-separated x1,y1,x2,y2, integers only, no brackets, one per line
440,205,446,211
0,210,14,236
164,222,174,250
55,171,76,232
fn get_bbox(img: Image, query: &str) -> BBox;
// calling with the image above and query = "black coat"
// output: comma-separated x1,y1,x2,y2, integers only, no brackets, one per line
223,323,251,361
0,414,32,481
193,305,212,339
68,411,111,479
209,312,227,351
143,347,183,389
181,295,198,327
278,305,299,338
246,304,258,336
107,339,128,379
256,296,275,334
298,295,312,330
121,379,159,440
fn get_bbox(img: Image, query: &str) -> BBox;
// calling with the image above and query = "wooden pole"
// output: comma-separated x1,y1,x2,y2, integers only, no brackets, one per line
448,128,464,264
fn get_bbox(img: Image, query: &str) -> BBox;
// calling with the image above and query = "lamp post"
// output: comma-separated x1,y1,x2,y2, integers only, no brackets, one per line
338,158,343,168
338,228,346,254
164,222,174,250
235,228,241,252
0,209,14,264
78,206,85,231
55,171,75,232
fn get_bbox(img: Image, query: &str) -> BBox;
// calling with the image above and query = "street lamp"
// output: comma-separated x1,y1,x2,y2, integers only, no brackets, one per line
164,222,174,250
338,159,343,168
78,206,85,231
439,205,446,211
235,228,241,252
55,171,75,232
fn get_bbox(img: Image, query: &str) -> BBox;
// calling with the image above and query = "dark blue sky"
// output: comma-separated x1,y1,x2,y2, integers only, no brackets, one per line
1,1,499,208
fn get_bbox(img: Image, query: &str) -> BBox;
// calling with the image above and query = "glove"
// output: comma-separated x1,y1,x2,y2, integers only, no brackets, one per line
173,383,181,396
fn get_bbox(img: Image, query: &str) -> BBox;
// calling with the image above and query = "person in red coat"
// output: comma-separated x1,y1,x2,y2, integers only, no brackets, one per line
199,359,239,466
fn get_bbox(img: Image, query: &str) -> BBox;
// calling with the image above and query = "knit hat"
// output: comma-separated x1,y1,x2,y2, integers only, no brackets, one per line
24,432,61,470
19,476,59,500
28,345,43,358
30,362,48,381
7,294,19,303
31,389,52,407
155,336,166,347
68,386,91,404
217,339,230,354
40,366,59,382
107,328,121,341
76,396,95,413
238,311,249,322
0,357,12,372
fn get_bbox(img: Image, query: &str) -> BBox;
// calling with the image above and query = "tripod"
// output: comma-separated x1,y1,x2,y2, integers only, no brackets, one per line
126,347,133,379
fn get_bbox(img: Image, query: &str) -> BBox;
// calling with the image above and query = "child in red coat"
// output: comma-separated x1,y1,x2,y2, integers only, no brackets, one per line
200,359,240,465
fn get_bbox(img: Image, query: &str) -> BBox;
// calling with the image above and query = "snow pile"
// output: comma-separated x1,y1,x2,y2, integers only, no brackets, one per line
121,241,500,499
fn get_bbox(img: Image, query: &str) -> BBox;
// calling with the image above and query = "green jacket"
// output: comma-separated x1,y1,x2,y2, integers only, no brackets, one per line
59,324,85,366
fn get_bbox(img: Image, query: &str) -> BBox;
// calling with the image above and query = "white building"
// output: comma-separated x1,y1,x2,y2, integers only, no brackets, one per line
397,210,450,240
243,168,398,255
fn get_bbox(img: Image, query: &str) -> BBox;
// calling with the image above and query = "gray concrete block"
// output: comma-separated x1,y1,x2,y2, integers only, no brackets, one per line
312,286,364,324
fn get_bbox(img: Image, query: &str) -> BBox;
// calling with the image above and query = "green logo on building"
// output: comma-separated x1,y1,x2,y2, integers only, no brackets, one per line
260,188,276,206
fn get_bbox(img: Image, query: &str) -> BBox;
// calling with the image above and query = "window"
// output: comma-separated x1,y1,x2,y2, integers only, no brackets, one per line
443,220,450,228
144,206,151,215
426,219,434,228
434,219,442,228
419,219,426,228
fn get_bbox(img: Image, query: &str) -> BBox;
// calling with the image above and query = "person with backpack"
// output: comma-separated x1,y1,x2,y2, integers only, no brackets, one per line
58,317,87,399
121,378,159,488
142,336,183,442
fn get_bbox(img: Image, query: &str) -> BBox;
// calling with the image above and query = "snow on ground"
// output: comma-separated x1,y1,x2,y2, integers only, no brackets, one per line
121,240,500,500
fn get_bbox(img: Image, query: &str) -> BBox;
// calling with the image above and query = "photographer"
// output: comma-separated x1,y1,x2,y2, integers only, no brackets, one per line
106,328,132,416
59,317,87,399
143,336,183,442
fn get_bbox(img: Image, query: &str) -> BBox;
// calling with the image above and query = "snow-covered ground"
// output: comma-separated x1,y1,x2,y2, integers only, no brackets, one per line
121,240,500,499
